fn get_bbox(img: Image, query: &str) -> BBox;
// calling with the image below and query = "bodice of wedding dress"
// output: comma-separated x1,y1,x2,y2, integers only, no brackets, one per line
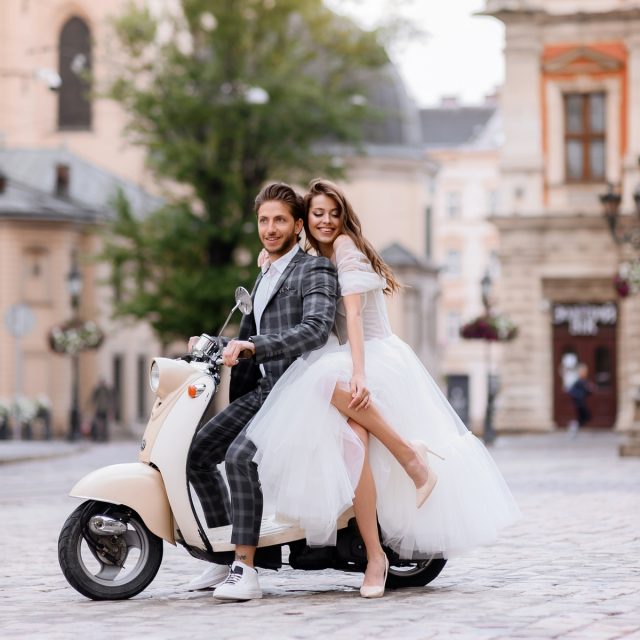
333,236,392,344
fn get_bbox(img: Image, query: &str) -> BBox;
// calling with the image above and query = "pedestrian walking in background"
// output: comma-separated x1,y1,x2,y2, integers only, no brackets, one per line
90,380,114,442
567,364,594,437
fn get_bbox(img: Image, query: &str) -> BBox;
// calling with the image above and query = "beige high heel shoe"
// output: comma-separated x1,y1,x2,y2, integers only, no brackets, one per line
411,441,445,509
360,555,389,599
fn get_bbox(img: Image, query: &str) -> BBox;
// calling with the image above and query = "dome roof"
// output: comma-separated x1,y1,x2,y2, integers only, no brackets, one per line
361,63,423,148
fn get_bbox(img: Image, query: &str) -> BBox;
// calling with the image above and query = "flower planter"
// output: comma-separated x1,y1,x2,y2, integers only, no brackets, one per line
460,314,518,343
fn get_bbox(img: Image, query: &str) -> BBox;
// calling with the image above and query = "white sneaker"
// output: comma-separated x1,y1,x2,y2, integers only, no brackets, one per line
213,561,262,601
188,563,230,591
568,421,579,439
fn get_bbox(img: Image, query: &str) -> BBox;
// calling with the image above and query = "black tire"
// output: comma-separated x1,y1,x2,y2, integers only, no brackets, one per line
385,557,447,589
58,500,163,600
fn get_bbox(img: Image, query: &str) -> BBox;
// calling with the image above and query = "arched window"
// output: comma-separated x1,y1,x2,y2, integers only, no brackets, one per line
58,17,92,130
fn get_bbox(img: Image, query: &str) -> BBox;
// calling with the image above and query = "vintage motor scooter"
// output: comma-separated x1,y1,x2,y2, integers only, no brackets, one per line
57,287,446,600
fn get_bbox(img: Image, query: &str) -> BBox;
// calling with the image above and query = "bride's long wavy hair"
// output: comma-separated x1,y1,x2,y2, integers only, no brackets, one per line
303,179,401,295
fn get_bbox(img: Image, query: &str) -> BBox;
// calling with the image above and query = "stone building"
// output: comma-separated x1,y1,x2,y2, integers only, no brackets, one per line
0,0,438,436
484,0,640,437
0,148,163,438
421,98,504,432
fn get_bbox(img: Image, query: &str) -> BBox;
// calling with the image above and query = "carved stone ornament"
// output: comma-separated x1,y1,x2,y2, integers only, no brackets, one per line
543,47,624,75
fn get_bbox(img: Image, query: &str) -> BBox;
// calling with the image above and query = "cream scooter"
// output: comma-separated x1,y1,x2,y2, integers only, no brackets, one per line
57,288,446,600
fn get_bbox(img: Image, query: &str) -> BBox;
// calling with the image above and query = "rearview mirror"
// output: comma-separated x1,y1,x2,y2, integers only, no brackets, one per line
235,287,252,315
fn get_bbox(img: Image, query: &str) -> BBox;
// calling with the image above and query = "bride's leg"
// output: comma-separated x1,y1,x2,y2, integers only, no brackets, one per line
348,420,387,590
332,384,428,489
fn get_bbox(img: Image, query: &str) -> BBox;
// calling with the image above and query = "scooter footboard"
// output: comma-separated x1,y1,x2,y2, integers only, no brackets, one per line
70,462,175,544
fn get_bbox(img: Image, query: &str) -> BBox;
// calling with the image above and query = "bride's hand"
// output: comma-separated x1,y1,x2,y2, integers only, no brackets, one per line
349,373,371,411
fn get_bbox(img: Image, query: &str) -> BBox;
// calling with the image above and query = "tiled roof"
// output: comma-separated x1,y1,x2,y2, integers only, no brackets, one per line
0,148,162,221
0,175,95,222
360,64,423,148
420,106,497,149
381,242,439,273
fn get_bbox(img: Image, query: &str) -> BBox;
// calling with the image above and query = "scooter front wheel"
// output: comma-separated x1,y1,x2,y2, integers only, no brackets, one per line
58,500,163,600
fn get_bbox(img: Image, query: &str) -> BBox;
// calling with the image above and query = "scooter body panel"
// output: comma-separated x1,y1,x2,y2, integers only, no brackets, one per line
69,462,175,544
139,358,204,465
148,372,216,550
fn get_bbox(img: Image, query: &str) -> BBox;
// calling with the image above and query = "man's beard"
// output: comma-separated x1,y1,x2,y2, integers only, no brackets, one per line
265,232,298,257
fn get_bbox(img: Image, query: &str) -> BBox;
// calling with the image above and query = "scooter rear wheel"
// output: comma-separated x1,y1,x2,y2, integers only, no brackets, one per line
58,500,163,600
386,557,447,588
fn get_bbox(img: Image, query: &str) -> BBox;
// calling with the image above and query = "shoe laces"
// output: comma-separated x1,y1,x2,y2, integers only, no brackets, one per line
222,566,243,585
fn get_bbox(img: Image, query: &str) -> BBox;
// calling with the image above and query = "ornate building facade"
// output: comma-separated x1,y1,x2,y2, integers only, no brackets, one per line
485,0,640,435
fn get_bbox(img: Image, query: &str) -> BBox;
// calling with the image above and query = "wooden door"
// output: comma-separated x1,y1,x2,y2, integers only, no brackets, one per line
552,303,617,428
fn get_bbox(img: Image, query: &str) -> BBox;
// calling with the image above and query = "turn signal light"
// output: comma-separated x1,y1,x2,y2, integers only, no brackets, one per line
188,383,206,398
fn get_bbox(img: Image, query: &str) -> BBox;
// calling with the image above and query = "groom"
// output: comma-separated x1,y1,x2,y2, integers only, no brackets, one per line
187,182,338,601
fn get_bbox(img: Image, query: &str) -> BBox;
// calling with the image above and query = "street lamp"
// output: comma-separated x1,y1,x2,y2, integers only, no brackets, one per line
66,251,83,441
599,182,640,456
481,271,492,311
481,269,497,445
599,182,640,251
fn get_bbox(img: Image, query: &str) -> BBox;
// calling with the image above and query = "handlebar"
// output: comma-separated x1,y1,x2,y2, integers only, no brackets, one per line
215,349,253,367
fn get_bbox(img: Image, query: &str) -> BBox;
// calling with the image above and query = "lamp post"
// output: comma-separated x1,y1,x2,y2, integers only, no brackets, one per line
599,182,640,251
599,182,640,456
481,270,497,445
67,251,83,441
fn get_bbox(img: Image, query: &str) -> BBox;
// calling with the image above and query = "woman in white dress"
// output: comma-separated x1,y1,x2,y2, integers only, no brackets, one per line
247,179,520,598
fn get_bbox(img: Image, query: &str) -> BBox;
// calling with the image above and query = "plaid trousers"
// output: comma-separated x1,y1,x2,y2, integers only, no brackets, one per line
188,379,271,546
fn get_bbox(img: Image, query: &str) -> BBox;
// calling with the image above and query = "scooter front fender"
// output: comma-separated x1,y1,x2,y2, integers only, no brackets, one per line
70,462,175,544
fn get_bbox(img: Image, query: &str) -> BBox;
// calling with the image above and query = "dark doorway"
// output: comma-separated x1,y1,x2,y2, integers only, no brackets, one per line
552,303,617,428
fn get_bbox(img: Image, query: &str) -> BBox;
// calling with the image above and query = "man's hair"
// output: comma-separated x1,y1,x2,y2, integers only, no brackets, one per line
254,182,304,221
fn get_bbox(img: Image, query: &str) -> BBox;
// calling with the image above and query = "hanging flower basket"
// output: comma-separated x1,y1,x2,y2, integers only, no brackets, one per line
460,314,518,342
49,319,104,355
613,260,640,298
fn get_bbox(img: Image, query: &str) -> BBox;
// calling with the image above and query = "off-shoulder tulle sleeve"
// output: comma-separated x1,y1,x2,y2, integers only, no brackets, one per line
335,236,385,296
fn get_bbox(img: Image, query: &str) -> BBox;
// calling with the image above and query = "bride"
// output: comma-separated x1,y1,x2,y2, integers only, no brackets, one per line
247,179,520,598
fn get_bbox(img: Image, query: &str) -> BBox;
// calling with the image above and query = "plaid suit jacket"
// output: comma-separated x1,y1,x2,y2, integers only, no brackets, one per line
229,248,338,401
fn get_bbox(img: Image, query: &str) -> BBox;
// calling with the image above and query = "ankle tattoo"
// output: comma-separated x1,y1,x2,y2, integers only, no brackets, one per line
235,553,249,562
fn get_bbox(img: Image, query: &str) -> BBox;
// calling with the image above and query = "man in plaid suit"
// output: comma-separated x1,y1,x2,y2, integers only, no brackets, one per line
187,182,338,600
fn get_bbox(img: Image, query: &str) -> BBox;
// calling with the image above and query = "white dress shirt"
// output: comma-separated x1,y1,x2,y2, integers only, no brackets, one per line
253,243,300,375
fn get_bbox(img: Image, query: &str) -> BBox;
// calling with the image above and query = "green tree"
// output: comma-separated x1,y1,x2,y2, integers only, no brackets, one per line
101,0,389,347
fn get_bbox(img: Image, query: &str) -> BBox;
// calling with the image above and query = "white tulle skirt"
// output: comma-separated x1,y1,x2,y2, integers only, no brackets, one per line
247,334,520,559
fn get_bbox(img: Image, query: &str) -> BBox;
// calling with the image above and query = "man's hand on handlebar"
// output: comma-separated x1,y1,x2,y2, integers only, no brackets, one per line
222,339,255,367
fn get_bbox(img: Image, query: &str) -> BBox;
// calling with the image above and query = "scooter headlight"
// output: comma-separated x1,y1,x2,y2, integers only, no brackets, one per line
149,357,195,400
149,360,160,393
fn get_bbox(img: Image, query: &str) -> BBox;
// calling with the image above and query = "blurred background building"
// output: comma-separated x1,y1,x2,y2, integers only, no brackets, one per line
485,0,640,438
4,0,638,442
422,96,503,431
0,0,438,437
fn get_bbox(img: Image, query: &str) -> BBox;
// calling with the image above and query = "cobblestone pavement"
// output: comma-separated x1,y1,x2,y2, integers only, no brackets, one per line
1,432,639,640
